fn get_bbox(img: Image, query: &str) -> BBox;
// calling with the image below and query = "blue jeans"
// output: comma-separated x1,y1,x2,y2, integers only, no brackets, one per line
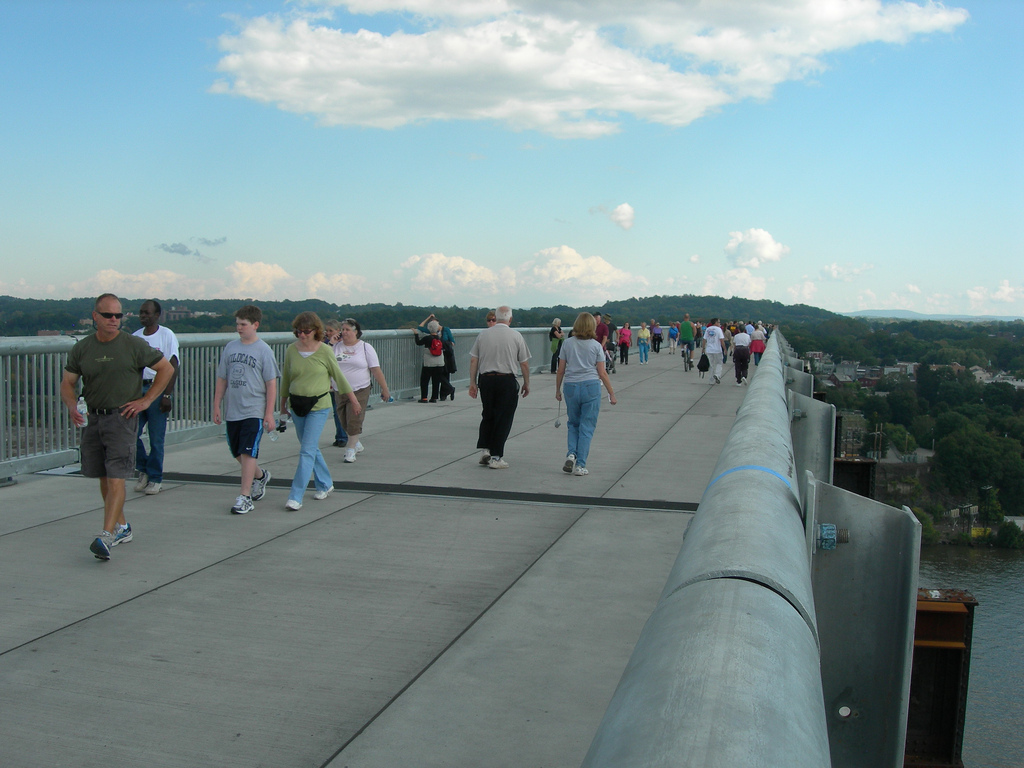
330,391,348,443
135,381,167,482
638,340,649,363
564,380,601,468
288,406,332,503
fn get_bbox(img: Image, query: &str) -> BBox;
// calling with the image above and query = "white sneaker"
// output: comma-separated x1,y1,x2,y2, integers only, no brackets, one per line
145,482,162,495
573,465,589,476
285,499,302,511
313,486,334,500
133,475,149,493
735,381,743,386
231,495,254,514
355,441,364,453
344,448,357,463
713,374,721,384
488,456,509,469
563,454,576,473
479,451,491,465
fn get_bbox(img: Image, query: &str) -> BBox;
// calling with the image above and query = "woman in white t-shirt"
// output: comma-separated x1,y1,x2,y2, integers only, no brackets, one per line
331,318,391,464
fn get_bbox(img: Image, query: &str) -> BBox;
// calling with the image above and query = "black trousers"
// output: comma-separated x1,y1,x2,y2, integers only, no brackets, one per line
476,374,519,457
420,366,445,400
733,346,751,382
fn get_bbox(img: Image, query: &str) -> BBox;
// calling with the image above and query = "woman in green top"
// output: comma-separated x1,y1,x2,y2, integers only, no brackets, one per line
279,312,359,510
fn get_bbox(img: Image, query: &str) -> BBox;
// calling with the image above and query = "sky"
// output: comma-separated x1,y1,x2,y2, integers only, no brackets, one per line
1,0,1021,318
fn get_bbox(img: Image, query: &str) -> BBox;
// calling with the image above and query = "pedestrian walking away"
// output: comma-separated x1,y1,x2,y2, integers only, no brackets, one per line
132,299,179,496
468,305,531,468
555,312,617,476
213,305,279,515
732,325,751,385
61,293,174,560
702,317,726,384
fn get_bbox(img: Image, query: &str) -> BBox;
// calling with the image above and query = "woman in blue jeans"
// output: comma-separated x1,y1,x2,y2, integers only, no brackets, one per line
279,312,359,510
555,312,617,476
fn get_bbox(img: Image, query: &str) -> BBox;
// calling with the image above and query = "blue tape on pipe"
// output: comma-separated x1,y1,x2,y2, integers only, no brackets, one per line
706,464,792,491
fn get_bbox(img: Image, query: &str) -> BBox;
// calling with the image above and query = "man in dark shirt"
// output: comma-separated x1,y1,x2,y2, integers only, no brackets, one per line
61,293,174,560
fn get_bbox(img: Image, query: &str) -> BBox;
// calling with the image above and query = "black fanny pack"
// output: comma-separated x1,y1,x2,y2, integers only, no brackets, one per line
289,392,328,417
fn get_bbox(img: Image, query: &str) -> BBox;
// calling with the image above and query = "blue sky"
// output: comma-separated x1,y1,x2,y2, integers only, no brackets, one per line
1,0,1021,317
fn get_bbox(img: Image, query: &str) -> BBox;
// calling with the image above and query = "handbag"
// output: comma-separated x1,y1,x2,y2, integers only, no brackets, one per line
289,392,327,417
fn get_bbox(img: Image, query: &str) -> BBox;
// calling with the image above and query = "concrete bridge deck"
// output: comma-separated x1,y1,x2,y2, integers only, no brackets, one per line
0,349,748,768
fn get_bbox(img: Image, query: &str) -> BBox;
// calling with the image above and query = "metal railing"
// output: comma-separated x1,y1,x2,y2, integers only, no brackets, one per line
0,326,552,480
581,331,921,768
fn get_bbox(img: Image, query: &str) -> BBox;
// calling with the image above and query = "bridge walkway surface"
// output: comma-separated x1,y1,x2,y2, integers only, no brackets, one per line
0,349,749,768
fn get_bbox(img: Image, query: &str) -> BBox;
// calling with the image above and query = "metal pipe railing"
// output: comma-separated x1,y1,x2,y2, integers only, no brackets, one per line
581,331,832,768
0,326,551,479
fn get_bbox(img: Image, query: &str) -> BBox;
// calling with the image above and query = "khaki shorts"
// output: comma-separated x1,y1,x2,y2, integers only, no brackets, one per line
80,412,137,479
337,386,371,436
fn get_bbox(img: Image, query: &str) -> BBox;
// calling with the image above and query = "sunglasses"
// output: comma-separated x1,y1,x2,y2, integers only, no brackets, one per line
294,328,315,336
486,318,496,323
97,312,124,319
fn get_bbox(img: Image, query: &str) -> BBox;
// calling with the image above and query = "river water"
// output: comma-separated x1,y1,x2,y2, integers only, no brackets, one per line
918,545,1024,768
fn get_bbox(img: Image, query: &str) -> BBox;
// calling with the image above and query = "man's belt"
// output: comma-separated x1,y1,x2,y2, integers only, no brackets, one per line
480,372,515,376
142,378,154,384
89,407,122,415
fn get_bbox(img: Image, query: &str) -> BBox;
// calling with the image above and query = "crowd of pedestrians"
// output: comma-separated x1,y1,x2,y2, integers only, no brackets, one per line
64,293,768,560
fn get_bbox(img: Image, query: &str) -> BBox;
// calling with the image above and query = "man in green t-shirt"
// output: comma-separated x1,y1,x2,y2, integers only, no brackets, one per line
61,293,175,561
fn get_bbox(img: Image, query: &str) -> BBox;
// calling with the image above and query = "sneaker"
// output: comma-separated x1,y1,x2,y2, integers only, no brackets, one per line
251,469,271,501
231,495,254,514
735,381,743,386
355,441,364,453
112,523,133,547
144,482,162,495
90,531,114,560
713,374,721,384
332,439,348,448
314,486,334,500
285,499,303,511
344,448,357,463
133,475,149,493
563,454,576,474
573,465,589,476
488,456,509,469
742,377,747,385
479,452,491,465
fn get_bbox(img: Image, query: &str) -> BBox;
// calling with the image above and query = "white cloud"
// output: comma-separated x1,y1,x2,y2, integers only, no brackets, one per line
820,261,873,281
724,228,789,268
227,261,294,299
702,267,770,300
787,280,817,303
518,245,647,302
306,272,369,301
609,203,635,230
214,1,967,137
68,269,216,300
967,280,1024,310
689,254,700,264
400,252,514,299
907,283,921,294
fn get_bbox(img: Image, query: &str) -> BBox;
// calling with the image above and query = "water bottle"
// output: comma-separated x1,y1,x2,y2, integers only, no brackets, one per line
76,397,88,427
270,413,287,441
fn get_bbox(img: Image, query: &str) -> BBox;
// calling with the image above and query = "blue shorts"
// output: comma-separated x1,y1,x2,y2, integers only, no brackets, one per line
226,418,264,459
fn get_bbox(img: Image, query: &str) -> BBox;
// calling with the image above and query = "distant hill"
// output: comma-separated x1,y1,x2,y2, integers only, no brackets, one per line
0,293,841,336
846,309,1023,322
